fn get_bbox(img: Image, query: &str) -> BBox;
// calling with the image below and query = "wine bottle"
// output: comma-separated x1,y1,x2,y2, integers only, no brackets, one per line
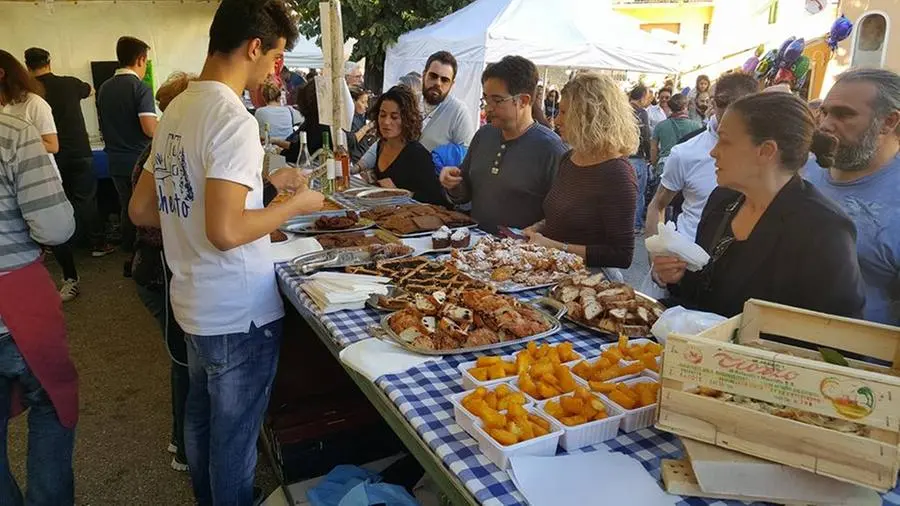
335,131,350,192
322,131,335,195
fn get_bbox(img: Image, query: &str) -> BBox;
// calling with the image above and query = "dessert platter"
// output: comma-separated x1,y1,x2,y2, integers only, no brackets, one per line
377,288,566,354
548,274,665,337
360,204,476,237
347,256,493,311
441,237,588,293
281,211,376,234
290,243,413,274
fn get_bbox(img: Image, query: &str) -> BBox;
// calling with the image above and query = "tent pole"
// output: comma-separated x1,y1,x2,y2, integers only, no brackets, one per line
542,66,549,101
318,0,346,143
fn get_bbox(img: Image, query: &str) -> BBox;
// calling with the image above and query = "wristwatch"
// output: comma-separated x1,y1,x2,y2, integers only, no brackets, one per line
563,243,569,252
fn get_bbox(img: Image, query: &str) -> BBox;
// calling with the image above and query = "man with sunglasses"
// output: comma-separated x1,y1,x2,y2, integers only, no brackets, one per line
439,55,566,233
357,51,474,172
645,73,758,243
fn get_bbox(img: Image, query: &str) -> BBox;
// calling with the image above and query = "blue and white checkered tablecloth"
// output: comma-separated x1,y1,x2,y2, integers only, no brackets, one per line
276,262,379,349
275,271,900,506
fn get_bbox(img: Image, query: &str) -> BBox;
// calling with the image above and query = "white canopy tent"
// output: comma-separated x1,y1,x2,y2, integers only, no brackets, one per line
283,35,326,69
283,34,358,70
384,0,682,130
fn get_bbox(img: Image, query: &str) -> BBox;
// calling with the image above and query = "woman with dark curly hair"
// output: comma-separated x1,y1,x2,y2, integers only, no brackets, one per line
368,85,445,205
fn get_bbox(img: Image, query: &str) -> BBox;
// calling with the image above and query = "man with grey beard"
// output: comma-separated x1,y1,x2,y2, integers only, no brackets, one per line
804,68,900,326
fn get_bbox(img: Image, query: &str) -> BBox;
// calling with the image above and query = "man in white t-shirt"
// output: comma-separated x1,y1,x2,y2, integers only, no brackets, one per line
128,0,323,503
645,73,758,242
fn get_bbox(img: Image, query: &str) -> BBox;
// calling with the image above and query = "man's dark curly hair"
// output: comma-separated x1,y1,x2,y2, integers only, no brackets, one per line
481,55,539,100
369,85,422,142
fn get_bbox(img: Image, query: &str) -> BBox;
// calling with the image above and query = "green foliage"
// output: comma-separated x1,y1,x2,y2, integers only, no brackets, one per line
289,0,474,71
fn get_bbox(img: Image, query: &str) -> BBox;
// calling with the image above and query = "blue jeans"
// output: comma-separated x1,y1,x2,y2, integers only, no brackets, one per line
629,157,649,231
185,320,282,506
0,334,75,506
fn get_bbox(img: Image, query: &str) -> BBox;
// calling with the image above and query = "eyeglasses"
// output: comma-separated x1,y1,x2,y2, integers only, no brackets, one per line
480,94,519,109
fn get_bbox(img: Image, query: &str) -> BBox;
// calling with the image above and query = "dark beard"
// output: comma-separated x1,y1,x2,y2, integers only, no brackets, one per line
423,86,446,106
834,118,881,172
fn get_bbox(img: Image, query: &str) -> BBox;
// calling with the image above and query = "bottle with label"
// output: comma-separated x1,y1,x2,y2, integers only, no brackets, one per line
335,131,351,192
322,131,335,196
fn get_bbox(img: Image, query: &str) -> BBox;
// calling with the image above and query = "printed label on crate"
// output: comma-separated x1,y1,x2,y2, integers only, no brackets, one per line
663,338,900,430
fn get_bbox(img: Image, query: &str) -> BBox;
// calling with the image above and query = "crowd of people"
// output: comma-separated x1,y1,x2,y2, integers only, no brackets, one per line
1,0,899,504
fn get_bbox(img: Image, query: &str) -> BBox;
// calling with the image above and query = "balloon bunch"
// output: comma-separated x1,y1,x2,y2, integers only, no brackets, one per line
740,44,766,75
827,15,854,50
749,36,811,91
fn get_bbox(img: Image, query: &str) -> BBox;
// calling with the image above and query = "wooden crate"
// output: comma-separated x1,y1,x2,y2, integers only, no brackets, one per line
656,299,900,491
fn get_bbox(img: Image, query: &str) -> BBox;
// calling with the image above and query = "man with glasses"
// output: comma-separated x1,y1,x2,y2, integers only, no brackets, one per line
645,73,758,242
439,55,566,233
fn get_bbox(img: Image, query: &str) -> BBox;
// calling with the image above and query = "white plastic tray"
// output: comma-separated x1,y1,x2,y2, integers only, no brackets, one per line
596,376,659,433
568,356,642,386
471,407,563,470
449,383,532,438
509,373,589,404
598,337,658,354
537,394,625,451
458,357,517,390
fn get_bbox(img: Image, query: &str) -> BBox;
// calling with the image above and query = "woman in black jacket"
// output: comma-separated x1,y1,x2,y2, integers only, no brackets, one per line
366,85,446,206
652,92,865,318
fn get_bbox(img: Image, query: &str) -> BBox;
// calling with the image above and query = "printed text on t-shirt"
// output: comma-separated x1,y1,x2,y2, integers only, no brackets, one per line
154,133,195,218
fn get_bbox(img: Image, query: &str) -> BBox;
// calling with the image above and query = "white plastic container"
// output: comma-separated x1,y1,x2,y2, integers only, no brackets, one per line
449,383,532,438
599,337,660,356
598,376,659,432
508,346,586,368
568,356,643,386
537,394,625,451
471,407,563,470
458,356,517,390
509,373,589,404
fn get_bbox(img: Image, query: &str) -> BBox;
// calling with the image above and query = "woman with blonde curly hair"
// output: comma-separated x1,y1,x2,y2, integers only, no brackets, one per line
524,72,639,268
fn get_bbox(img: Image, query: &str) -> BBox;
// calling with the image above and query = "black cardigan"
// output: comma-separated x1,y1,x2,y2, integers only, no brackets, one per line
375,141,445,206
667,176,865,318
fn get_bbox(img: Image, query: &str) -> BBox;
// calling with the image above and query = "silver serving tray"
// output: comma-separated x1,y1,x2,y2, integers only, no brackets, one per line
366,285,409,312
289,246,412,274
546,282,664,338
375,297,567,356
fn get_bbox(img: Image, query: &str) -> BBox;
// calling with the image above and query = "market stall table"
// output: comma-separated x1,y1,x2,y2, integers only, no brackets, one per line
275,256,900,506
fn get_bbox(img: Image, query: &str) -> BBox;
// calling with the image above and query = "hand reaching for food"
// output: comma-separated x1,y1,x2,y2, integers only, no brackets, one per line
269,168,307,193
377,177,397,189
439,166,463,190
287,189,325,215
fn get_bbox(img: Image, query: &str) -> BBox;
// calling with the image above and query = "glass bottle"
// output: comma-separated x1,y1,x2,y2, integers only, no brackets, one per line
335,131,351,192
295,131,312,172
322,131,335,196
